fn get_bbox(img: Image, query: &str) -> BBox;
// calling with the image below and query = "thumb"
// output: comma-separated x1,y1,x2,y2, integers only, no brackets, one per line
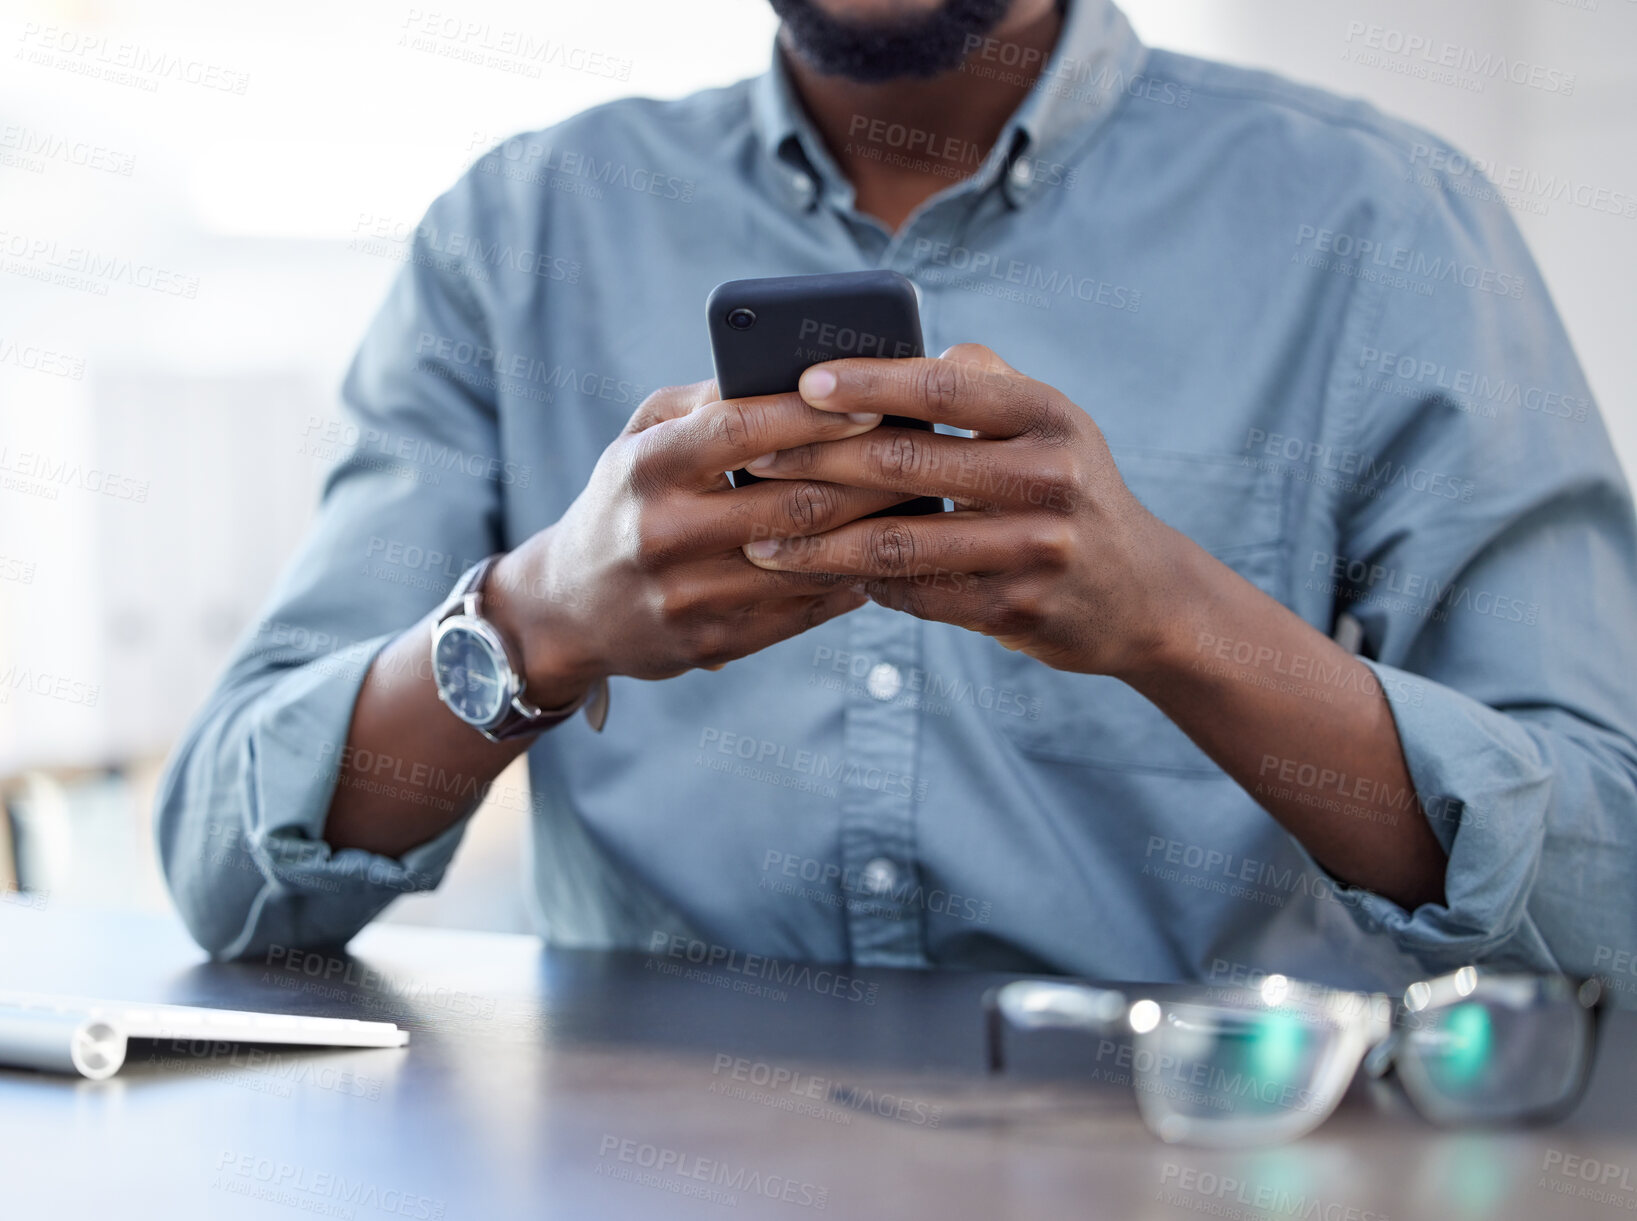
938,342,1019,377
938,343,1021,440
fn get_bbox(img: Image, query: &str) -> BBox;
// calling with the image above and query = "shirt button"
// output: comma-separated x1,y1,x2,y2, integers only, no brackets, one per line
865,662,902,701
861,858,899,896
1009,156,1033,187
789,170,814,203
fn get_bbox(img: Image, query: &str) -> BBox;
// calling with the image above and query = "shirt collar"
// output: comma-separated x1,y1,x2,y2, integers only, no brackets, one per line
749,0,1147,212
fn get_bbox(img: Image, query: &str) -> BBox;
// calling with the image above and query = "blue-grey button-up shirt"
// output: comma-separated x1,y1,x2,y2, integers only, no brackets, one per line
157,0,1637,994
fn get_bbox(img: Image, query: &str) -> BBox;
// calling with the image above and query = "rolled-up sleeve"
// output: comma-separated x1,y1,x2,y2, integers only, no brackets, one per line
155,173,511,959
1317,160,1637,976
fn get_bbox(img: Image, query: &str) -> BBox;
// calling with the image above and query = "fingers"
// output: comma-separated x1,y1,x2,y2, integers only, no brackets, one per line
683,587,868,670
740,587,870,653
795,346,1053,439
702,478,912,550
623,378,719,435
744,426,1056,506
741,512,1049,583
630,479,912,572
645,390,885,486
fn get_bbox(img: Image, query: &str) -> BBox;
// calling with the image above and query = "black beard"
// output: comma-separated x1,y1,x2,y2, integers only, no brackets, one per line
768,0,1015,82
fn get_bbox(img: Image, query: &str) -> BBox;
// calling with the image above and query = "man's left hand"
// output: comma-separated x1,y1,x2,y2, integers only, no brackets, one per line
739,343,1189,678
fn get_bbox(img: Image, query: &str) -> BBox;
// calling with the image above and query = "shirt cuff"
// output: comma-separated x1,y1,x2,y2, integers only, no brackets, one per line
1302,658,1557,973
239,637,472,938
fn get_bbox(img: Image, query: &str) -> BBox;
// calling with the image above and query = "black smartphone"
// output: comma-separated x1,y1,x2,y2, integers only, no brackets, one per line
706,269,946,517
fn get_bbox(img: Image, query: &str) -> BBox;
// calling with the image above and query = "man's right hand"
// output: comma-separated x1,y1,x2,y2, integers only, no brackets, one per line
484,379,908,705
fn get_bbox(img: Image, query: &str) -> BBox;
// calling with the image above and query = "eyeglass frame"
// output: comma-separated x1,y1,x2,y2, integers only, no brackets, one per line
982,966,1607,1146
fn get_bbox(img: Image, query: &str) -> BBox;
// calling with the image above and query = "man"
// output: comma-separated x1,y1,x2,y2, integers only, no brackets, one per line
158,0,1637,992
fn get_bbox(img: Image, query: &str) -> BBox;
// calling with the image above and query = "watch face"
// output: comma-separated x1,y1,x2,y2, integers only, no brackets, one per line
434,622,511,726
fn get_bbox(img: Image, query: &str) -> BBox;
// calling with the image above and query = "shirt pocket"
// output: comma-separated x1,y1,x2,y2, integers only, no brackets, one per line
988,448,1286,774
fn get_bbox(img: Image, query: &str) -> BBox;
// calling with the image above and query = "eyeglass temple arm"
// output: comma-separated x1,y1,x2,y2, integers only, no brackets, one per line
983,982,1130,1074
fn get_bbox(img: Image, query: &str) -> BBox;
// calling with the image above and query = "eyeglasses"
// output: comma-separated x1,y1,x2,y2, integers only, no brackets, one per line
983,967,1606,1147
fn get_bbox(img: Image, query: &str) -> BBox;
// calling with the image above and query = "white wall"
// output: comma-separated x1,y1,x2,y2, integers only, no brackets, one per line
2,0,1633,776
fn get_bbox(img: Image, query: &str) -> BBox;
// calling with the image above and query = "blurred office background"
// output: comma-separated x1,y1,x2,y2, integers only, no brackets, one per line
2,0,1634,934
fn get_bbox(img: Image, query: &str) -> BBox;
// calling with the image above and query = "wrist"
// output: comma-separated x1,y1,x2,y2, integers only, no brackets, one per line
482,544,603,709
1109,519,1218,690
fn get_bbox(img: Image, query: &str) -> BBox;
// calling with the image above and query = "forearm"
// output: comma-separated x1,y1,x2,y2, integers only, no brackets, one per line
321,609,530,857
1123,531,1448,911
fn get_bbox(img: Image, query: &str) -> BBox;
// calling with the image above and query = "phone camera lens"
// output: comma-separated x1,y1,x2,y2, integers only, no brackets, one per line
725,308,757,331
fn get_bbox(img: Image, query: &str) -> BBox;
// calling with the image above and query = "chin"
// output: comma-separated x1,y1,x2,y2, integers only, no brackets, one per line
805,0,952,20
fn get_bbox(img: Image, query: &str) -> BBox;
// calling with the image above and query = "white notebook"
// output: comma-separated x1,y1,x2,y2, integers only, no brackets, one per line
0,991,408,1080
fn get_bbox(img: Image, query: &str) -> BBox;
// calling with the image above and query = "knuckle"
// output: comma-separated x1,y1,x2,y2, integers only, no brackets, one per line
872,430,922,481
684,620,734,667
867,521,916,574
1026,390,1077,444
917,360,962,412
781,442,820,475
889,582,930,620
1031,457,1084,513
621,430,675,499
1026,524,1077,572
989,586,1044,637
710,399,762,454
632,514,684,571
782,480,840,532
652,579,701,625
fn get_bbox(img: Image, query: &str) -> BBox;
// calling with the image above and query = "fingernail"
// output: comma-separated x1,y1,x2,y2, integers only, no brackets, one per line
847,412,881,425
746,452,778,472
744,539,781,560
800,367,837,402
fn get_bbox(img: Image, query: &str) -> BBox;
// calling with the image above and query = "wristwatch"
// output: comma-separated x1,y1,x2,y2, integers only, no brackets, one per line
430,555,608,741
